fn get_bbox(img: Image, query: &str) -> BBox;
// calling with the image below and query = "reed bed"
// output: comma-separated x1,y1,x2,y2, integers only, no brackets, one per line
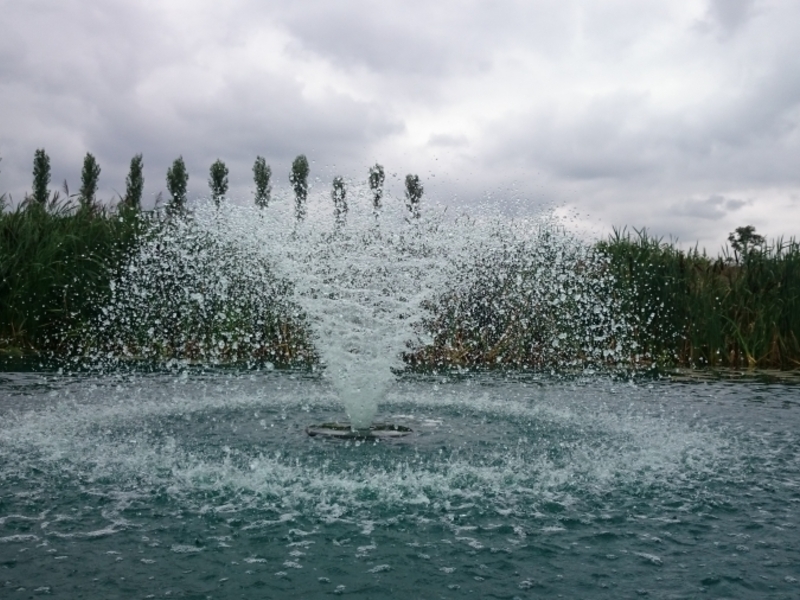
73,214,314,368
0,201,312,365
598,229,800,369
0,199,143,355
1,202,798,371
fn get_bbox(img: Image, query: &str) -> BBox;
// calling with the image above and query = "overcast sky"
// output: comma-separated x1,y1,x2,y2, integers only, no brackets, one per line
1,0,799,251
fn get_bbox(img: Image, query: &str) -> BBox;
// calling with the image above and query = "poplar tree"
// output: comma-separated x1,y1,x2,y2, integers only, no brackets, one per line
289,154,309,221
332,176,347,228
166,156,189,215
79,152,101,209
124,154,144,210
209,159,229,207
404,174,423,219
32,148,51,206
368,163,385,211
253,156,272,208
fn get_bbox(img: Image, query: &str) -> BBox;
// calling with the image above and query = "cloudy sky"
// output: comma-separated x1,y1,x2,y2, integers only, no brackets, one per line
1,0,798,250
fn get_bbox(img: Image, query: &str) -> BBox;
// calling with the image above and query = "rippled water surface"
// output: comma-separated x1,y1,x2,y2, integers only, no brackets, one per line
1,371,798,598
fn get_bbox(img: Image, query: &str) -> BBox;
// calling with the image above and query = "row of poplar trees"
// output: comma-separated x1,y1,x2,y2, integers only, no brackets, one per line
17,149,425,221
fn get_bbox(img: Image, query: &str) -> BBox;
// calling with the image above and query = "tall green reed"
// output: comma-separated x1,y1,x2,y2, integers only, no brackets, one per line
598,228,800,369
0,198,144,355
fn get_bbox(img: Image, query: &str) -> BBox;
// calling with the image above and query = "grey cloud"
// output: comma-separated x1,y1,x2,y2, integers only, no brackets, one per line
0,1,168,95
485,33,800,191
270,0,573,78
0,1,406,204
705,0,759,35
427,133,468,148
488,92,658,181
724,198,748,211
671,194,750,220
2,0,800,250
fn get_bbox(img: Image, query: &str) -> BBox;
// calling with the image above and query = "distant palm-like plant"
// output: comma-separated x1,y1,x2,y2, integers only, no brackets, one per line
253,156,272,208
208,159,229,207
404,174,422,219
290,155,309,221
166,156,189,215
79,152,101,211
332,176,347,228
369,163,385,212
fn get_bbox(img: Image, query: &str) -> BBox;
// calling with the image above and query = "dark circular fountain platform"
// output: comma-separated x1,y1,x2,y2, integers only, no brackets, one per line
306,422,413,440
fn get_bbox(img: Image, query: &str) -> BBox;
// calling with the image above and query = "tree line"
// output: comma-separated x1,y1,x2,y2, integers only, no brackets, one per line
3,149,425,222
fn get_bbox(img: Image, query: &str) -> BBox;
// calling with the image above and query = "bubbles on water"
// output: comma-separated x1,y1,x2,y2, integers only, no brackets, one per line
3,371,798,598
0,373,742,527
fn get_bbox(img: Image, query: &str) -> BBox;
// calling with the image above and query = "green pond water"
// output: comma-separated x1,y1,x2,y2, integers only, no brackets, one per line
0,371,798,599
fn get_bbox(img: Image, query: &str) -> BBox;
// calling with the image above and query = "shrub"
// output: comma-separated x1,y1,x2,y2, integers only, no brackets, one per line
124,154,144,210
32,149,51,207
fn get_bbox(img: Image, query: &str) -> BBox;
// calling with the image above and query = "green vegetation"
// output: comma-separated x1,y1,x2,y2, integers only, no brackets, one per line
208,159,229,207
253,156,272,208
0,199,143,356
1,150,797,371
1,205,796,370
404,174,422,219
332,176,347,228
32,149,51,206
75,214,313,367
166,156,189,215
79,152,101,210
411,229,625,370
123,154,144,210
290,155,310,221
598,228,800,369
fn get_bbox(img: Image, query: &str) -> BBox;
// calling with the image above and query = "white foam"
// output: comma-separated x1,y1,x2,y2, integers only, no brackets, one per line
0,373,747,531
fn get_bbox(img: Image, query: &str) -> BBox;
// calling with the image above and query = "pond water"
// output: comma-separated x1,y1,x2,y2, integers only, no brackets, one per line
0,370,798,598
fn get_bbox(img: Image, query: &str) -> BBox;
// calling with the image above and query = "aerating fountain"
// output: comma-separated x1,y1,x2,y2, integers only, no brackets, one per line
1,190,796,598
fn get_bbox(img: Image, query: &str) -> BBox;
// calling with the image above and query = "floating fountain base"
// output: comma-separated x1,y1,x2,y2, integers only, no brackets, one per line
306,422,413,440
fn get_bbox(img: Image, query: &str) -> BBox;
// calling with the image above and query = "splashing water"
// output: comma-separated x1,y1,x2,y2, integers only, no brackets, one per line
10,189,800,597
77,188,635,427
